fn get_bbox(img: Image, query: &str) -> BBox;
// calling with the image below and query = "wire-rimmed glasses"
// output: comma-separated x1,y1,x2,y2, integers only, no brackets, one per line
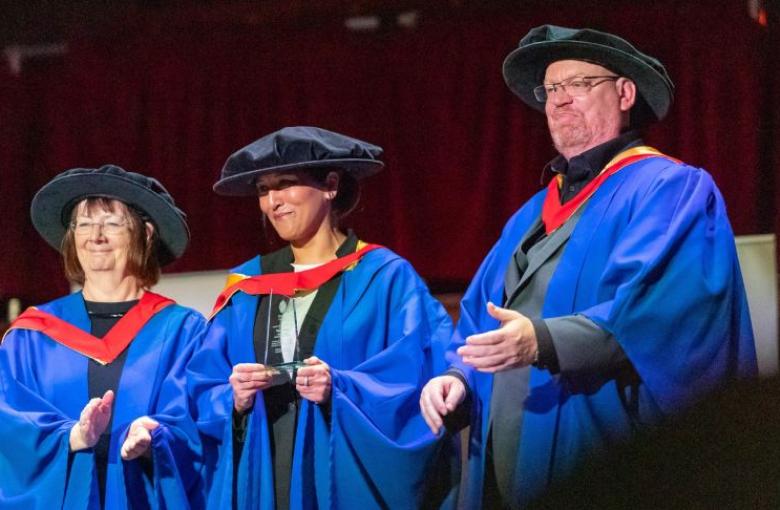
533,75,620,103
70,217,129,236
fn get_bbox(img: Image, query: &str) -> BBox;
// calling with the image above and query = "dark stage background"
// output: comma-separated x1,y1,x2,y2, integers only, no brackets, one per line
0,0,777,305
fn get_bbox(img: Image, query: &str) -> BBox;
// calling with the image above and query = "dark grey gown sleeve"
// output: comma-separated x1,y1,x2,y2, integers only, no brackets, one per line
535,315,630,375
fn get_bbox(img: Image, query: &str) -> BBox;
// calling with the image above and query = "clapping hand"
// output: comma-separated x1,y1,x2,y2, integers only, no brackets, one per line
458,302,538,372
120,416,159,460
419,375,466,434
69,389,114,452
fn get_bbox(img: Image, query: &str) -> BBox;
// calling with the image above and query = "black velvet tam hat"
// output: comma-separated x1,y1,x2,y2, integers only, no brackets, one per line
30,165,190,266
213,126,384,197
503,25,674,125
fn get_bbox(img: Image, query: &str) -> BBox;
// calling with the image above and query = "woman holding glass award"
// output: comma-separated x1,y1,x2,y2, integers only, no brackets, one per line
187,127,457,509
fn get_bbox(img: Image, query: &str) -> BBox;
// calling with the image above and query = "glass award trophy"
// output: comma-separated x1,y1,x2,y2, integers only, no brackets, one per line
263,291,305,386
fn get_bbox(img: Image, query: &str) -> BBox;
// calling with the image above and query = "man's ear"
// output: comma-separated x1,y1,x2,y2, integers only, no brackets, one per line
618,78,637,112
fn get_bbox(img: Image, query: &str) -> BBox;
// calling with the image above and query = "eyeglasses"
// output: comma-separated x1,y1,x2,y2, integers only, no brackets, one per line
70,217,129,236
533,75,620,103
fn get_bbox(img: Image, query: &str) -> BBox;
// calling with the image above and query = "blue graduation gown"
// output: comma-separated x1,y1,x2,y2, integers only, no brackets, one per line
449,157,757,507
187,246,456,509
0,291,207,510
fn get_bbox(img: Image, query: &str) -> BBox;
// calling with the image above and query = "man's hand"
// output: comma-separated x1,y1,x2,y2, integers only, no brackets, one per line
296,356,331,404
230,363,275,413
458,302,538,372
120,416,159,460
69,390,114,452
419,375,466,435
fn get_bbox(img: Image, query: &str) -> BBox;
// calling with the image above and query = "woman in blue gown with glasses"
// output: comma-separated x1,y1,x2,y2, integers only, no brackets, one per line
0,165,205,509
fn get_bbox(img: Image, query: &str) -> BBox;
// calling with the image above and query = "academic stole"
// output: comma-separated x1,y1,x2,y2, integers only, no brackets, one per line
3,292,175,365
541,146,681,234
209,242,382,319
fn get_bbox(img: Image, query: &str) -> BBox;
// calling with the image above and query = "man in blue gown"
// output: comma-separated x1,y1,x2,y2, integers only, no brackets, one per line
420,24,756,509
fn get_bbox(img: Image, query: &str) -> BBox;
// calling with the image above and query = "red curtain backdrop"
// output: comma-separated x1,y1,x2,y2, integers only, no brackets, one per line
0,0,772,304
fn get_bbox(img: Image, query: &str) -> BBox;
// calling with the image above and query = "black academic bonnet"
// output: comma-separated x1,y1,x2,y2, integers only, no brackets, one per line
503,24,674,125
213,126,384,197
30,164,190,266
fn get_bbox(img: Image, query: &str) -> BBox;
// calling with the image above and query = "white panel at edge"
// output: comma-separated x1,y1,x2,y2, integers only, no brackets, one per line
152,269,228,318
735,234,778,377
